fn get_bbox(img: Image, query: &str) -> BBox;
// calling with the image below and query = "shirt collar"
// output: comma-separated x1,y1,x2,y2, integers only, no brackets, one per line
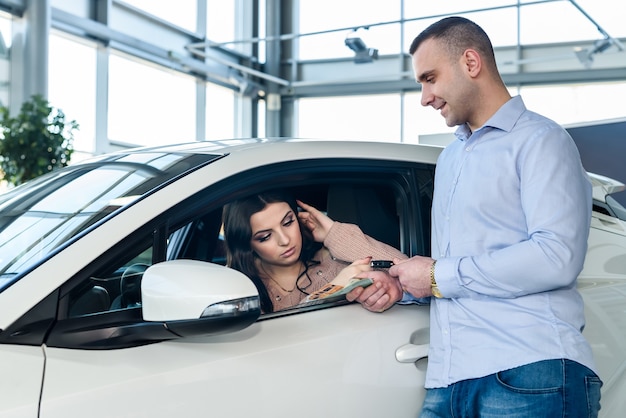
454,95,526,142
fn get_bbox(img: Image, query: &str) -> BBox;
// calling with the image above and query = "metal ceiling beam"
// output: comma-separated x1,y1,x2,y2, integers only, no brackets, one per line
284,65,626,98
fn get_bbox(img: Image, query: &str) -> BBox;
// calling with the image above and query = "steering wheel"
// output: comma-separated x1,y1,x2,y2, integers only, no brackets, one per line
119,263,149,308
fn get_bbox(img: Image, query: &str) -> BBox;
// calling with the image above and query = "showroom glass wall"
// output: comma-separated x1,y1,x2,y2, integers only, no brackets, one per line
2,1,625,162
46,0,238,160
296,0,626,143
0,12,9,109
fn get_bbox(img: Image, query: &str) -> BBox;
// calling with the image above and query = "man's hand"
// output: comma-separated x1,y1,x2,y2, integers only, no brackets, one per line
347,270,403,313
389,256,434,298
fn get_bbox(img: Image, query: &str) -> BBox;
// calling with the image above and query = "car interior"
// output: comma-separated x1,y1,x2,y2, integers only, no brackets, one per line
66,184,400,317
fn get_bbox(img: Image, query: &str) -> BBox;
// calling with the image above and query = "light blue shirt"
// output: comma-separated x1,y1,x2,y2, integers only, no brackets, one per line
419,96,596,388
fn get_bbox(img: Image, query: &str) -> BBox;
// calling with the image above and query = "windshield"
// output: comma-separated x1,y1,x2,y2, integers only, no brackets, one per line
0,151,222,290
607,194,626,221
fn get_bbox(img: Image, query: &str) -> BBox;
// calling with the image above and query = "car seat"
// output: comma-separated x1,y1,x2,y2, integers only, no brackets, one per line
326,184,400,249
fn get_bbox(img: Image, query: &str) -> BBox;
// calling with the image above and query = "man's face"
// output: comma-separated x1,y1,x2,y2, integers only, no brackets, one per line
412,38,473,128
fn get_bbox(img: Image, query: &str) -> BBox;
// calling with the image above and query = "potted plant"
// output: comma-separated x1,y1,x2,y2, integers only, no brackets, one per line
0,94,79,186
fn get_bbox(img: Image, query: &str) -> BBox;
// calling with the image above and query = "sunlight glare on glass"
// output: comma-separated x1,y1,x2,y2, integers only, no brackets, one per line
298,95,401,142
121,0,197,31
298,0,401,60
108,53,195,146
48,33,97,154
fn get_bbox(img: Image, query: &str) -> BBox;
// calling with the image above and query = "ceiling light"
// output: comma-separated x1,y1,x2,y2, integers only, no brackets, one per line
575,38,614,68
345,28,378,64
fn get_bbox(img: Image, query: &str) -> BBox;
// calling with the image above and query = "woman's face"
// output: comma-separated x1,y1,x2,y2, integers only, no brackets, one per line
249,202,303,267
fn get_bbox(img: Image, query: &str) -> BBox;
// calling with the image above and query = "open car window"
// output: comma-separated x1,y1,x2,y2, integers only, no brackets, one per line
61,159,434,321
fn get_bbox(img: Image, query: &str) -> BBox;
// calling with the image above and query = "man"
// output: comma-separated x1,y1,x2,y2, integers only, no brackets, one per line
350,16,602,417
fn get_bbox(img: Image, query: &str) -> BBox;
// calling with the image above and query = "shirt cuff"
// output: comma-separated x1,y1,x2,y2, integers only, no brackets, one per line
433,256,462,298
397,292,431,305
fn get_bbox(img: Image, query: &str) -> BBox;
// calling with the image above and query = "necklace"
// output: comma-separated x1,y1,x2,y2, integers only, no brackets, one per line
267,275,297,293
262,261,305,295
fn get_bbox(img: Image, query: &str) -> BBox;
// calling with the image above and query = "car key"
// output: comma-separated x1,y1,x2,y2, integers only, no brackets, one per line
370,260,394,268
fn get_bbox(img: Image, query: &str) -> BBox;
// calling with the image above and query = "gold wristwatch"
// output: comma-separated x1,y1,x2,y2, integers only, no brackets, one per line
430,259,443,298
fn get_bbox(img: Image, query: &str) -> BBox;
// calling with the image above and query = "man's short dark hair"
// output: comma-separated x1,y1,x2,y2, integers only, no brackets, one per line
409,16,497,71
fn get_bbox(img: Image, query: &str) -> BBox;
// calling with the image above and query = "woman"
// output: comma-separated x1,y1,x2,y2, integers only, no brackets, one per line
222,190,406,313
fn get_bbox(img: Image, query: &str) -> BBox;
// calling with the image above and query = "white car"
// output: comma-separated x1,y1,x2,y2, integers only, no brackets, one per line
0,139,624,417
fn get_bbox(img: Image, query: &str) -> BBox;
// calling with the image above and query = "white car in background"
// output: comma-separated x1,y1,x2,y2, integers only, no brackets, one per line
0,139,624,417
582,173,626,280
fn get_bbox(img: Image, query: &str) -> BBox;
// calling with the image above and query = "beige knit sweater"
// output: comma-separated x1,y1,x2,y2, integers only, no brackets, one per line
263,222,407,311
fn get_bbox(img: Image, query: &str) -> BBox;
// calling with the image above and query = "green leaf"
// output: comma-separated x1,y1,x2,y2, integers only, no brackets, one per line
0,94,78,186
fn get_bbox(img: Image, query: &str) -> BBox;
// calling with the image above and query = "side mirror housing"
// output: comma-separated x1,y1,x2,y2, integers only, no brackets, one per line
142,260,260,337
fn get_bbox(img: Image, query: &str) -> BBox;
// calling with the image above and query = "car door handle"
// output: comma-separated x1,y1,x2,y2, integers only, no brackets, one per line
395,343,429,363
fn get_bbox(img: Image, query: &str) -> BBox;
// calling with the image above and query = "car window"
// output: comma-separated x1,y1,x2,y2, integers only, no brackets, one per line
172,176,429,315
62,160,434,320
66,234,154,317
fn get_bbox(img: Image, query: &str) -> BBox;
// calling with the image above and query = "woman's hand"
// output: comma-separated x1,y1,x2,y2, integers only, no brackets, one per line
297,199,335,242
332,256,372,286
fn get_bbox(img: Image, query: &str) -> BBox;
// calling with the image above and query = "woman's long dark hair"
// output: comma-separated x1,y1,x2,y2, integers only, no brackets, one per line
222,190,322,313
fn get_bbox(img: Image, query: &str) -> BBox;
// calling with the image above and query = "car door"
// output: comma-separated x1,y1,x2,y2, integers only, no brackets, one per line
4,154,436,417
40,303,430,417
0,345,44,417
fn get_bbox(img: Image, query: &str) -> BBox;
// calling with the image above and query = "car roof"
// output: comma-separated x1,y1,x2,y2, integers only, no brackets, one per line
82,139,622,205
77,138,444,166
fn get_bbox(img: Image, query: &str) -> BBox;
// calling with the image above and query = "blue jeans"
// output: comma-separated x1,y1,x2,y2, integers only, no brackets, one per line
419,359,602,418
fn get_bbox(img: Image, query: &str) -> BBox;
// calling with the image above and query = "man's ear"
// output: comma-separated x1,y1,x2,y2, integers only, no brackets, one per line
463,49,481,78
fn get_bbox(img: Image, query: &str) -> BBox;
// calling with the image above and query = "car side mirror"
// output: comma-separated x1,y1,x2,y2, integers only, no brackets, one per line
142,260,260,337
